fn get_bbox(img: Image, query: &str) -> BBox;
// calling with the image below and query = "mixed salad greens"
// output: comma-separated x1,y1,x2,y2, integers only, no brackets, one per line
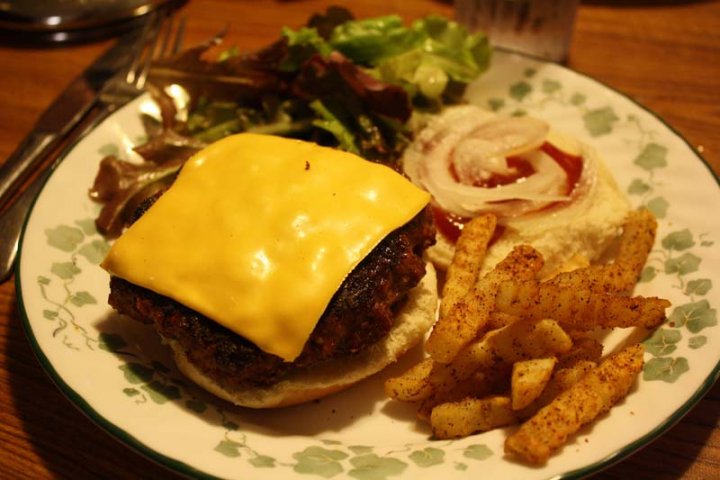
90,6,491,237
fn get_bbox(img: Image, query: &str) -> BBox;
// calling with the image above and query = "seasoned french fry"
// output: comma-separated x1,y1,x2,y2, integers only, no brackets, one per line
545,210,657,296
400,319,572,406
541,253,590,281
557,336,604,368
439,213,497,319
384,207,665,461
384,358,434,402
615,208,657,280
417,366,511,422
431,395,518,439
504,344,645,464
487,311,519,330
426,285,496,364
487,317,573,361
429,357,596,435
511,357,557,410
427,214,497,363
426,318,573,400
517,360,598,420
547,264,636,296
427,245,544,363
484,244,546,285
494,280,670,330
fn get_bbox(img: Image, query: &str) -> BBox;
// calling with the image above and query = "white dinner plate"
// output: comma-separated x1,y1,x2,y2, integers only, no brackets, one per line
17,50,720,479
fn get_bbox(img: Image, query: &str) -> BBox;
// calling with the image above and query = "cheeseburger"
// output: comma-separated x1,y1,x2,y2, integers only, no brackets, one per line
102,133,438,408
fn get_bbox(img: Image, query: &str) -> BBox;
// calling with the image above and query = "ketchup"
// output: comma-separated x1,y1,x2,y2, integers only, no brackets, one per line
540,142,584,195
431,206,467,244
431,204,506,245
434,142,583,243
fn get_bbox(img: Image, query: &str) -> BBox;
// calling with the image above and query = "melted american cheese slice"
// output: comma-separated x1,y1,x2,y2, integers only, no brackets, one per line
102,133,430,361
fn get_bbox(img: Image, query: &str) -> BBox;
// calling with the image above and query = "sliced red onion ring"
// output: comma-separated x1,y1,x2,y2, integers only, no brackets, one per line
404,106,576,218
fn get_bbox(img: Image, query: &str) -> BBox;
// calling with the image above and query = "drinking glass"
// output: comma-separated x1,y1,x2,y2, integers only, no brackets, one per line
455,0,579,62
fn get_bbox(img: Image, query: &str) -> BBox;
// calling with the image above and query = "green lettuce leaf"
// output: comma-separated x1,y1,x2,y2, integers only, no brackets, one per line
282,13,491,103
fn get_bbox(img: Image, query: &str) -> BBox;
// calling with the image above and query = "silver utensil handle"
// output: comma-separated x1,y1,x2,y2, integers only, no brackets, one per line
0,172,46,282
0,132,57,210
0,105,118,283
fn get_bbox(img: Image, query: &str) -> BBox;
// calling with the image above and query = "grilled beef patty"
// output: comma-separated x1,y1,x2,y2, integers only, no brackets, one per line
108,206,435,391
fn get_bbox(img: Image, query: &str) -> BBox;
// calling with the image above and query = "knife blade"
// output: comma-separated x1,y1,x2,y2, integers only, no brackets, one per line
0,23,148,211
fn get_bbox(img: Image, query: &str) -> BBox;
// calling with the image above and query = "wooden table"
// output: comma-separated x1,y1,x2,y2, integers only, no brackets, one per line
0,1,717,478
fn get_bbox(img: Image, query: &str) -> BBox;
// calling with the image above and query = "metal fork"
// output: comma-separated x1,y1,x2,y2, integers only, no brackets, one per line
0,9,186,283
96,9,186,121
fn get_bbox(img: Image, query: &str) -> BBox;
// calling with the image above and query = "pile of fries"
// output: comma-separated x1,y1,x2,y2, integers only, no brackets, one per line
384,209,670,465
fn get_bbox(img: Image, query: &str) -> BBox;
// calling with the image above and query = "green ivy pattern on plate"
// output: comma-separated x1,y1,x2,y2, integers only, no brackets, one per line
210,439,491,478
38,219,108,350
642,227,716,382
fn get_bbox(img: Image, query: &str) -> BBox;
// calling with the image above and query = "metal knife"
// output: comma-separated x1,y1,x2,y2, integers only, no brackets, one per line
0,24,147,211
0,7,182,283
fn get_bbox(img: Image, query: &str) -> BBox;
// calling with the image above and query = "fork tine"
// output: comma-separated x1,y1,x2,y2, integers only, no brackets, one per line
156,12,176,60
170,17,186,56
135,8,184,90
135,12,169,89
155,13,186,61
125,11,162,86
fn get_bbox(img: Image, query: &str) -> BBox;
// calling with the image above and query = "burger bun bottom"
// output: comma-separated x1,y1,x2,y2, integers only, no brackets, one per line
166,262,438,408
